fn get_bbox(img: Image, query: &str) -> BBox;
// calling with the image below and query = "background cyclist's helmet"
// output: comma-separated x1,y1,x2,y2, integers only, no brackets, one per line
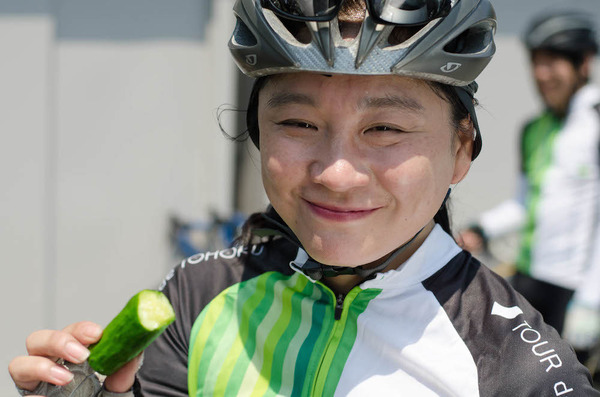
229,0,497,160
524,11,598,59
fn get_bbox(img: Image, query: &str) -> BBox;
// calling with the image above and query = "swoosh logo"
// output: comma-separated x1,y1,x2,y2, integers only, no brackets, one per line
491,302,523,319
440,62,462,73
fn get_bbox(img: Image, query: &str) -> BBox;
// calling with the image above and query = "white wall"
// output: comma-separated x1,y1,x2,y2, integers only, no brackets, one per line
1,1,236,394
0,15,53,395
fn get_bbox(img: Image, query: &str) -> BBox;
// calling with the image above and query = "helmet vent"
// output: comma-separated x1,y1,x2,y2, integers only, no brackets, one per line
388,24,426,46
444,20,495,54
261,8,312,45
279,19,312,44
232,17,258,46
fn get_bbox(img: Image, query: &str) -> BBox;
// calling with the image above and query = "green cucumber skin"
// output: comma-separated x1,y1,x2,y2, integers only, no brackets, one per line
88,290,174,376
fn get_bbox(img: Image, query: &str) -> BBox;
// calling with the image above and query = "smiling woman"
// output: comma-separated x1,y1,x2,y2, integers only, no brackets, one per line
9,0,600,396
257,74,471,278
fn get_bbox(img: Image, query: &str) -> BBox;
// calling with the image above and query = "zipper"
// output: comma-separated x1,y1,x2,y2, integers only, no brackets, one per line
309,286,357,396
307,282,382,396
334,293,345,320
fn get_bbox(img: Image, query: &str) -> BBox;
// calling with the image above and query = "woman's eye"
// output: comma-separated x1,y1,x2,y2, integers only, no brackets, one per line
278,120,317,130
367,125,402,133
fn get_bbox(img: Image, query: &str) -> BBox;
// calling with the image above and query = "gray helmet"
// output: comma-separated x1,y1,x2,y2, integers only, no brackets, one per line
524,11,598,56
229,0,497,159
229,0,496,85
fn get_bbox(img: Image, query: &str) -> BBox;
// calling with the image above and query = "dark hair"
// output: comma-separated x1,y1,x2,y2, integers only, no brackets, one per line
236,74,474,245
531,48,589,69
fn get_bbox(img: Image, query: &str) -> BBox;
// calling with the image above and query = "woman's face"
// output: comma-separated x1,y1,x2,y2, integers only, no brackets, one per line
258,73,472,267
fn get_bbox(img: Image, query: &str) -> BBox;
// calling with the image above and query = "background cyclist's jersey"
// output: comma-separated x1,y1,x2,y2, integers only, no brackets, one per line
136,224,597,396
478,84,600,308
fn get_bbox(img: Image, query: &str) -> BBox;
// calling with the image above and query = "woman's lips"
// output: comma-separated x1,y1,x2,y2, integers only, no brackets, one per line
305,200,379,221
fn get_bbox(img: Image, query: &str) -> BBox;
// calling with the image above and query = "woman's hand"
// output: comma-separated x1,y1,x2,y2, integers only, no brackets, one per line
8,321,140,394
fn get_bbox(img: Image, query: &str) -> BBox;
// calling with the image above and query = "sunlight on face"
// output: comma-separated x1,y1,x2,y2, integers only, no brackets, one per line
258,73,472,267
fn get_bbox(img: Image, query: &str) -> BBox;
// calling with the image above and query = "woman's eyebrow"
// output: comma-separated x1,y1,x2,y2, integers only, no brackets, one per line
359,94,425,112
266,92,316,108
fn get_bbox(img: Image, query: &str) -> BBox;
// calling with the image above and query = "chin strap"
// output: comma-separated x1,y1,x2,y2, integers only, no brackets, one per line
254,188,450,283
252,208,424,283
288,228,425,283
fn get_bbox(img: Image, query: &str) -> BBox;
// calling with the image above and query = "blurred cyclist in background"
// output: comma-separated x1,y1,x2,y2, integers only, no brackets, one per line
461,10,600,370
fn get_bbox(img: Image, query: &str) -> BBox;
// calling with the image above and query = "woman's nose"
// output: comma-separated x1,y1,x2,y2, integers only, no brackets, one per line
310,156,370,192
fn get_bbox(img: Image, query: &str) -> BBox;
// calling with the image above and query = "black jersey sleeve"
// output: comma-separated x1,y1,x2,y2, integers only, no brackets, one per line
424,251,599,396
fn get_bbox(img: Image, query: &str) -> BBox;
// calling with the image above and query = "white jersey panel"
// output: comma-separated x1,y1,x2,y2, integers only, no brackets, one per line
336,286,479,397
335,225,479,396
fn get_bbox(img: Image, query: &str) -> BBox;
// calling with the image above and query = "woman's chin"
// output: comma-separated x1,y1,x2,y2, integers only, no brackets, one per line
297,232,386,267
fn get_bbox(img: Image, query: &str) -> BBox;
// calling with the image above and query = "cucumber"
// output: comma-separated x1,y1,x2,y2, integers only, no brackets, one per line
88,289,175,375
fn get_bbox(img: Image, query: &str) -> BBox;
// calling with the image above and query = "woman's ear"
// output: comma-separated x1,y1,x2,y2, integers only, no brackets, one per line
451,120,474,184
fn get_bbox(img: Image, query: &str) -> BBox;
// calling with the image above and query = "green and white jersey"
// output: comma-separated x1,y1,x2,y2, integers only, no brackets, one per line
478,84,600,308
136,222,596,396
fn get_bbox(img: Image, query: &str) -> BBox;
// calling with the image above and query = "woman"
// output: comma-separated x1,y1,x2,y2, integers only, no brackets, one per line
9,0,599,395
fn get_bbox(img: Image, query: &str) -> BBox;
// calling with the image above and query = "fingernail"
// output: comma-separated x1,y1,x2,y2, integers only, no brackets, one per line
84,325,103,339
65,341,90,362
50,366,74,384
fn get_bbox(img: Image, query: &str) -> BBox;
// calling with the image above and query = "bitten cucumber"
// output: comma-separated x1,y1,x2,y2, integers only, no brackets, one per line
88,289,175,375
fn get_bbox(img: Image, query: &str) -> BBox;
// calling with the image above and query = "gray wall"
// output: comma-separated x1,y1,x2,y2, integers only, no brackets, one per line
1,1,236,394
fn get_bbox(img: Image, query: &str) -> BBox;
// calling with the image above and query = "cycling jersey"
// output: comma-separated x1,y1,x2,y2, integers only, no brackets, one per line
478,84,600,309
135,219,597,396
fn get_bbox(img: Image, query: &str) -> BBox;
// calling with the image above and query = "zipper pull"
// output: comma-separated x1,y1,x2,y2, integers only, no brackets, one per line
334,294,344,320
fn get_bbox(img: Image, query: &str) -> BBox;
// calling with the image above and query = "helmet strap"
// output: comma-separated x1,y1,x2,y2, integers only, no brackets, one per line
256,188,452,282
289,226,425,282
453,84,482,160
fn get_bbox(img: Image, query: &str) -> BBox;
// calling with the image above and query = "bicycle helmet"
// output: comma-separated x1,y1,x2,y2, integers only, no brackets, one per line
524,11,598,56
229,0,496,160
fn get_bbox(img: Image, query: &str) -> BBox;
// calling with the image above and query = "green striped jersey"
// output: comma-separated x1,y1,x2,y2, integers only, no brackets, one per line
136,225,598,396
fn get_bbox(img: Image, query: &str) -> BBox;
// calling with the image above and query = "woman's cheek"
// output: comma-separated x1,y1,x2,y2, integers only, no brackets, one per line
262,143,304,197
380,156,429,189
265,135,310,173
